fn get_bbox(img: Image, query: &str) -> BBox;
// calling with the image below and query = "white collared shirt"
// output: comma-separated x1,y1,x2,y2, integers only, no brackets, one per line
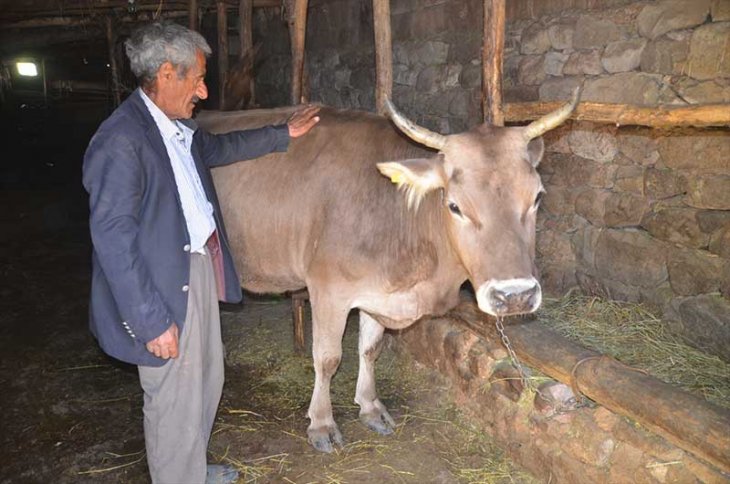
140,89,216,253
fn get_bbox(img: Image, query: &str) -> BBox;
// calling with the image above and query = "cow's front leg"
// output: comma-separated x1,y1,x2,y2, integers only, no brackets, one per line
354,311,396,435
307,299,348,453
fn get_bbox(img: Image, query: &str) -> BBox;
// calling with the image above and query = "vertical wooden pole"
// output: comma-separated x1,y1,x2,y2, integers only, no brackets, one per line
105,16,121,107
239,0,255,106
373,0,392,115
287,0,309,105
482,0,505,126
292,289,308,353
188,0,198,31
217,1,229,109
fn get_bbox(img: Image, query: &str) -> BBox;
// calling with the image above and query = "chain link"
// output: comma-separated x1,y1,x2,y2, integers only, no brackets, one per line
495,316,549,402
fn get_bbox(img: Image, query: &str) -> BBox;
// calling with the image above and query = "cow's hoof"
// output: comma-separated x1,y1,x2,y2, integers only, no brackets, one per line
308,425,344,453
360,407,396,435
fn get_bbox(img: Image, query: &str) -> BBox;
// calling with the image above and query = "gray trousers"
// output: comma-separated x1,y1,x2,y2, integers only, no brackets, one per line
138,252,224,484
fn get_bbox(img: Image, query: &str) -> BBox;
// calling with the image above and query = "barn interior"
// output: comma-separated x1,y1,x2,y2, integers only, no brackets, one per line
1,0,729,482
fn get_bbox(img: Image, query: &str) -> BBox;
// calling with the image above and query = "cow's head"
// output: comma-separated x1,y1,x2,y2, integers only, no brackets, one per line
378,89,580,317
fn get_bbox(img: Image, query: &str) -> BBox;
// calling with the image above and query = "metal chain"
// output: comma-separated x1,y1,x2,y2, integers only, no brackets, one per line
495,316,550,402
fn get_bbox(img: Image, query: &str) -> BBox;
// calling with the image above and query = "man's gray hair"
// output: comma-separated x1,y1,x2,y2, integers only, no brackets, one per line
125,21,212,87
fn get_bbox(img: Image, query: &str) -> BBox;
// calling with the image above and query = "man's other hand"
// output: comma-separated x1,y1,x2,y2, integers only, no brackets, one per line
146,322,180,359
288,104,321,138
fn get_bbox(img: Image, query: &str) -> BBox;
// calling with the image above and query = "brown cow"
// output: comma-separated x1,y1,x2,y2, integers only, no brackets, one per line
196,90,580,452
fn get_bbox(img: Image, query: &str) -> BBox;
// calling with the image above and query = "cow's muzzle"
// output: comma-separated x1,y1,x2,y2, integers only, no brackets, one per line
476,278,542,316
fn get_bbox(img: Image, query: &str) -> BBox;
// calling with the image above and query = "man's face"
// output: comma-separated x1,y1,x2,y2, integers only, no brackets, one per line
154,49,208,119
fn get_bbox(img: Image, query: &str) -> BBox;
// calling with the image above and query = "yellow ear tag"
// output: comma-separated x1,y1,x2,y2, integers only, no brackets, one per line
390,173,403,184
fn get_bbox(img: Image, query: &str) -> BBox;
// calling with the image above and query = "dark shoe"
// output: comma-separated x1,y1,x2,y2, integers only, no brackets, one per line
205,464,239,484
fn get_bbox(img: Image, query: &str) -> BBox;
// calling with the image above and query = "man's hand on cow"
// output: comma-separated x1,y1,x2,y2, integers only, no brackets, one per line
287,104,321,138
145,322,179,359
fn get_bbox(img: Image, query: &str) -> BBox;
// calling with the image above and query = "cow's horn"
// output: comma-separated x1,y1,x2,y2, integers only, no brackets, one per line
523,86,582,141
384,98,447,151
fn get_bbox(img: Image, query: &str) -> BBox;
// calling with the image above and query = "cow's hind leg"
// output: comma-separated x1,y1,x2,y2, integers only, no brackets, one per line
355,311,396,435
307,296,348,453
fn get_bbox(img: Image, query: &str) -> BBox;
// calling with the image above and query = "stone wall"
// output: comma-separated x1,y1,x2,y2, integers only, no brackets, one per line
251,0,730,361
503,0,730,362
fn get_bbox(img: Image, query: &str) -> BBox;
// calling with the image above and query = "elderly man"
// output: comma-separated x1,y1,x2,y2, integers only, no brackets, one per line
82,22,319,483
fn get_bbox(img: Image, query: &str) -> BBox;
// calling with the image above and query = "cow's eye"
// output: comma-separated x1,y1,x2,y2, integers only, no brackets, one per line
534,191,545,207
448,201,462,216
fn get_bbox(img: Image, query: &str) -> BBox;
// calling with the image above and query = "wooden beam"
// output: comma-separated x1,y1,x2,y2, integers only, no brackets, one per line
1,10,186,28
217,1,229,110
450,302,730,474
504,101,730,128
373,0,392,115
287,0,309,105
239,0,255,106
105,16,121,107
188,0,198,30
482,0,505,125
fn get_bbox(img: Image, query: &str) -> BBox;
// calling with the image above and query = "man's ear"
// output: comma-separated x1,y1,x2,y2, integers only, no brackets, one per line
526,137,545,167
157,61,176,84
377,157,446,209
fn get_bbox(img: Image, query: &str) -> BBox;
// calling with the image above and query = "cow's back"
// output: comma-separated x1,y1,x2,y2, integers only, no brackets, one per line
198,107,443,295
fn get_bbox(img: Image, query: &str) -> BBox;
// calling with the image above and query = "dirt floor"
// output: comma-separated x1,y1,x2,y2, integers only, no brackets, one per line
0,193,536,483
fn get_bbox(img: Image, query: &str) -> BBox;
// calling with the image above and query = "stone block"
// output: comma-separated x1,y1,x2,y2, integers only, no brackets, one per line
567,122,618,163
563,50,603,76
544,51,570,76
640,37,689,75
393,64,418,86
709,225,730,258
602,39,647,73
412,40,450,65
517,55,546,85
542,185,581,215
641,208,709,248
617,129,660,166
687,22,730,80
503,85,540,103
584,72,662,104
548,20,575,50
521,22,551,54
685,175,730,210
636,0,712,40
534,381,578,417
697,209,730,234
677,79,730,104
614,165,645,194
542,153,614,187
574,15,624,48
643,168,685,200
538,76,583,101
594,229,668,288
577,189,648,227
459,62,481,89
712,0,730,21
667,247,727,295
416,65,446,93
657,131,730,175
536,229,574,262
670,294,730,361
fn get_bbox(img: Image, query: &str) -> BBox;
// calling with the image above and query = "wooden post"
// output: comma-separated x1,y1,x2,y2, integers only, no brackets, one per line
451,302,730,474
291,289,308,353
188,0,198,31
482,0,505,125
373,0,393,115
217,1,229,109
239,0,255,106
287,0,309,105
105,16,121,107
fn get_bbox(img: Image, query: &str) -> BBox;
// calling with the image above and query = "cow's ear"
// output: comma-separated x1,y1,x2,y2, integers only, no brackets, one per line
377,157,446,209
526,137,545,167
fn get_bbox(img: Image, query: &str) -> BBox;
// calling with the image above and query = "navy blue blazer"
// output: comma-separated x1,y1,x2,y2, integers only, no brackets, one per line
82,90,289,366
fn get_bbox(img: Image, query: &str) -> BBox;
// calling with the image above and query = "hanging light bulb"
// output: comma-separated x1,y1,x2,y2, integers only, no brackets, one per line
127,0,137,14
